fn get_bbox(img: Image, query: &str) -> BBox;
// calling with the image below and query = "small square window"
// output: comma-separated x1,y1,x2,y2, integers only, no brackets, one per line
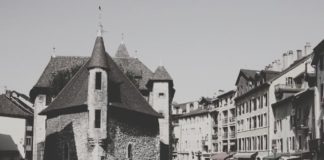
159,92,165,97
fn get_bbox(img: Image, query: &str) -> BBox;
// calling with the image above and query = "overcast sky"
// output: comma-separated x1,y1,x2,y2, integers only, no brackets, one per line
1,0,324,103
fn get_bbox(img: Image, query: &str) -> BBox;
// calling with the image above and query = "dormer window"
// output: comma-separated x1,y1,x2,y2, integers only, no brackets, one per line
95,72,102,90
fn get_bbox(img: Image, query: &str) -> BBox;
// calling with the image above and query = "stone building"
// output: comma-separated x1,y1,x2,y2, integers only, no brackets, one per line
0,90,34,160
30,31,175,160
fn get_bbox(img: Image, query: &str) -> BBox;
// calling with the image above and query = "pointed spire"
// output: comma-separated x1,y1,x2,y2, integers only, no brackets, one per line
87,34,109,70
115,33,130,58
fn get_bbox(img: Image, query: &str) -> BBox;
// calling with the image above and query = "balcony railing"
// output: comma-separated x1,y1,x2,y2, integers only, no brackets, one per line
212,121,218,128
229,132,236,138
223,132,228,139
275,83,304,99
212,134,218,140
222,118,228,124
295,118,309,130
229,117,236,123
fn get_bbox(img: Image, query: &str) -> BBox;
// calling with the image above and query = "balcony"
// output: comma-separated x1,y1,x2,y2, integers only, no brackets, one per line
295,118,309,131
222,118,228,125
274,83,304,99
229,117,236,123
212,121,218,128
229,132,236,139
222,132,228,139
212,134,218,140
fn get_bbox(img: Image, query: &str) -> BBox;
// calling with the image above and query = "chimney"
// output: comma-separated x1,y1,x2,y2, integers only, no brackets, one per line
282,53,288,70
288,50,294,67
304,42,311,55
276,59,282,71
296,49,303,60
5,90,11,98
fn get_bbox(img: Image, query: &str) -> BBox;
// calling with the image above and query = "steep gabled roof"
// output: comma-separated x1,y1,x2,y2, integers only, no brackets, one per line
114,57,153,90
115,43,130,58
33,56,89,89
30,56,154,101
0,94,33,118
235,69,259,85
40,37,162,118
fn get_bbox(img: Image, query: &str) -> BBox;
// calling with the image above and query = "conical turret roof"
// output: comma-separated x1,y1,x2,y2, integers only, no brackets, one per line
87,36,109,70
151,66,173,81
115,43,130,58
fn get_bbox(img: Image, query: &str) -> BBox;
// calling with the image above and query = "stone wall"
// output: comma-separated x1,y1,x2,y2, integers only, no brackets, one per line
44,111,89,160
44,107,160,160
107,108,160,160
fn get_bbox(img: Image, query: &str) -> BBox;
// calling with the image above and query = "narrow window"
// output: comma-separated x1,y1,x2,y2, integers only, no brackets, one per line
95,109,101,128
95,72,102,90
127,144,133,160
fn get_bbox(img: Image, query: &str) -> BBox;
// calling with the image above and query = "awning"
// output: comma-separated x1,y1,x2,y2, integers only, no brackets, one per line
211,152,234,160
279,155,300,160
233,152,257,159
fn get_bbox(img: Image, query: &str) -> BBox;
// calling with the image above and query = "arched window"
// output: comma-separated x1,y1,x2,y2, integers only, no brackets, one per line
127,143,133,160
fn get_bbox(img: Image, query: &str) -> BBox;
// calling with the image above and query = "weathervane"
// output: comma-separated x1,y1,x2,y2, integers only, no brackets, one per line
97,0,104,36
121,33,125,44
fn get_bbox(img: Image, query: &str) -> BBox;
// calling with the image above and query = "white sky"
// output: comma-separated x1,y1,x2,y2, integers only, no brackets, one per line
1,0,324,103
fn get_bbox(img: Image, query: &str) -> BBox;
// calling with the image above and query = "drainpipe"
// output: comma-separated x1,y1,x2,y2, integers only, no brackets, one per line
314,87,321,139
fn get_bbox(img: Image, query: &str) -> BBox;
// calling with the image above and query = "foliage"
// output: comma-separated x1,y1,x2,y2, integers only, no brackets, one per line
51,65,82,97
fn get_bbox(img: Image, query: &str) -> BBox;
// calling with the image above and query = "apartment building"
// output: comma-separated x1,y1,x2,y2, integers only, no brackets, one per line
271,61,315,159
212,90,236,152
234,69,279,160
175,98,215,160
234,45,313,160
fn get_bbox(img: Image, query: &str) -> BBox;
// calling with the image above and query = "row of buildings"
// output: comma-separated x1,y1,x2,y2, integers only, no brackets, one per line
172,41,324,160
0,28,176,159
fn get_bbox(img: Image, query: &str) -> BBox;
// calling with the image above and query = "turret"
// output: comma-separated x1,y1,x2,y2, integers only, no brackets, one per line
147,65,175,160
87,29,109,141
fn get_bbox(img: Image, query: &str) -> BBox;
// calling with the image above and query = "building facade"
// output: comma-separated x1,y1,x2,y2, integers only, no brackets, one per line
234,45,313,159
212,90,236,153
234,69,278,160
174,99,215,160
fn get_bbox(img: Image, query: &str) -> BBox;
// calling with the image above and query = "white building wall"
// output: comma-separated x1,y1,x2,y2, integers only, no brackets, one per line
178,112,213,160
0,116,26,158
268,57,312,152
32,94,47,160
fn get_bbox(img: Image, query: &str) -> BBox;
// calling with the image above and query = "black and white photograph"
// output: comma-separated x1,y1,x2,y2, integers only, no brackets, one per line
1,0,324,160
